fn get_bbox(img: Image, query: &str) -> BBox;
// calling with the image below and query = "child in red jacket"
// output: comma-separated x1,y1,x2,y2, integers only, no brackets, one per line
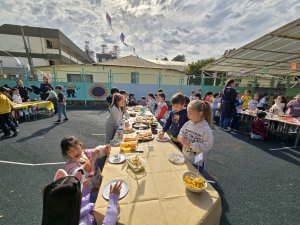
155,92,168,122
250,111,268,140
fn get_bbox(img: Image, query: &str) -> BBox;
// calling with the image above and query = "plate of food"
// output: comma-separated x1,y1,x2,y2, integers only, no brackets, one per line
120,141,138,152
156,137,169,142
129,112,138,117
132,122,149,130
183,172,207,193
136,131,154,142
102,179,129,200
168,153,185,165
126,154,145,172
108,154,126,164
123,137,138,142
123,127,136,134
133,106,142,112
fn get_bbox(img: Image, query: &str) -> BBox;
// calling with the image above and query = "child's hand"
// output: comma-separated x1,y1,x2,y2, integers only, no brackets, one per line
83,177,92,189
177,135,184,144
158,131,164,139
83,161,93,173
103,144,111,155
110,181,122,196
181,138,191,147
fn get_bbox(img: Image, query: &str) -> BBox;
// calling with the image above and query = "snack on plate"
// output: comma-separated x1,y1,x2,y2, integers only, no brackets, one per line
124,137,138,142
123,127,135,134
136,131,153,141
133,106,142,112
184,174,206,190
132,122,149,130
136,116,154,124
129,112,138,117
120,141,137,152
168,153,185,164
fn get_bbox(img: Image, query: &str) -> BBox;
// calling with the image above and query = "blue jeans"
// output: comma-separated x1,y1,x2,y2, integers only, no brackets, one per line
58,103,67,120
231,113,241,130
223,117,232,129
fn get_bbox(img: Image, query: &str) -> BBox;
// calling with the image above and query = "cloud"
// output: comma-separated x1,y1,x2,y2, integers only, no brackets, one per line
0,0,299,62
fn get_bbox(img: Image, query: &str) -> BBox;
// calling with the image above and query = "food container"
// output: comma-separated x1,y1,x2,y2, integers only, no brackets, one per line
126,155,145,172
182,172,207,193
120,141,138,153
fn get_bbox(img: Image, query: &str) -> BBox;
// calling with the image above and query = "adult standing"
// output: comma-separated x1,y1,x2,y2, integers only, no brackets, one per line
286,94,300,117
15,80,33,102
40,76,52,100
221,79,237,131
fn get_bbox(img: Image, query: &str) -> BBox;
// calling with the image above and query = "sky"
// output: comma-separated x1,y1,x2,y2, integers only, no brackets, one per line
0,0,299,62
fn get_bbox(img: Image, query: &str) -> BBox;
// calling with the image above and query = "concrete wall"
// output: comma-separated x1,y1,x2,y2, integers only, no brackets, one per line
36,64,186,85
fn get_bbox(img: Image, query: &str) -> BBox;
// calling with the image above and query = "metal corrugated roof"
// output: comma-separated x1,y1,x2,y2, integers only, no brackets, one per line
203,18,300,77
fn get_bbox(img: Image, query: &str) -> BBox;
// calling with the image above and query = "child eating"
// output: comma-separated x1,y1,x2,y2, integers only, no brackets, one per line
61,136,111,202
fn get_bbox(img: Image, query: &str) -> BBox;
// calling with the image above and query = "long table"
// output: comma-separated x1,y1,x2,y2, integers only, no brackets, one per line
94,112,222,225
240,110,300,148
12,101,54,111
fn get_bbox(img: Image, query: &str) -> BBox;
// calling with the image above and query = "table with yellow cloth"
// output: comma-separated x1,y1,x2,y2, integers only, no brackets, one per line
94,112,222,225
12,101,54,111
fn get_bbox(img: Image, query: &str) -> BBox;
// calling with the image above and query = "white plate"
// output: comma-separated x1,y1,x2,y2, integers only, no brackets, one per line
108,154,126,164
156,137,169,142
102,180,129,200
168,153,185,165
110,140,121,147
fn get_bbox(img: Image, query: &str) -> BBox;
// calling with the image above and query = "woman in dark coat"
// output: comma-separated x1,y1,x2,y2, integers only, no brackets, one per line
221,79,237,131
39,76,52,100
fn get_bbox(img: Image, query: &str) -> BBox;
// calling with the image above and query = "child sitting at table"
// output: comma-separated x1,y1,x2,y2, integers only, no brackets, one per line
248,93,259,111
158,93,189,150
139,96,148,106
105,93,125,144
155,92,168,123
178,100,213,174
42,170,122,225
128,93,137,106
250,111,268,140
61,136,111,202
11,88,22,104
147,93,156,114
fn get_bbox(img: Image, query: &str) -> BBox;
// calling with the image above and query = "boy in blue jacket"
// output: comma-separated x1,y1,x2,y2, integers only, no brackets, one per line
158,93,189,150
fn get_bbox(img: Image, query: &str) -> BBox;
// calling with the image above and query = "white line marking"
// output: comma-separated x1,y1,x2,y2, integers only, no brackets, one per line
0,160,65,166
269,146,299,151
91,134,106,136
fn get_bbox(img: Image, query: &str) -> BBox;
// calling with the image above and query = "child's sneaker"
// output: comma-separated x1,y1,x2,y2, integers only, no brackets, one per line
13,130,19,136
54,119,61,123
63,118,69,122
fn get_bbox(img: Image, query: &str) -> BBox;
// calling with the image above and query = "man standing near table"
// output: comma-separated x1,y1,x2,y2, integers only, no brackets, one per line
287,94,300,117
15,80,33,102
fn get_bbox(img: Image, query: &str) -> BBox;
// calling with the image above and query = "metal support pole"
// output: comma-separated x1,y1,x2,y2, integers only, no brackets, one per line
81,68,87,106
